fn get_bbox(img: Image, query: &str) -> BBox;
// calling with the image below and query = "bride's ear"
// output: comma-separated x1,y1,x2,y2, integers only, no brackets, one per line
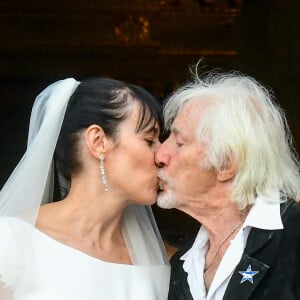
85,125,110,158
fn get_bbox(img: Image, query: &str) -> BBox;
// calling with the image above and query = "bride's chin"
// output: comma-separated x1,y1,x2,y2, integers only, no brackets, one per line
146,193,157,205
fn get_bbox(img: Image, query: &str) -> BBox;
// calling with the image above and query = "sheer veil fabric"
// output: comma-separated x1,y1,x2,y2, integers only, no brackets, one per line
0,78,170,298
0,79,79,223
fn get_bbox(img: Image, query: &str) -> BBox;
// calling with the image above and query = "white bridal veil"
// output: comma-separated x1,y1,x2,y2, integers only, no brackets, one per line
0,78,169,297
0,79,78,224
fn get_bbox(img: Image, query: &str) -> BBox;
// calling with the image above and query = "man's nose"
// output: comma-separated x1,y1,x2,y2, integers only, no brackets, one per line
155,143,171,167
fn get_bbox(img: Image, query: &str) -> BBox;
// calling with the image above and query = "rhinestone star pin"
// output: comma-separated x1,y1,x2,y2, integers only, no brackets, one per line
239,265,259,284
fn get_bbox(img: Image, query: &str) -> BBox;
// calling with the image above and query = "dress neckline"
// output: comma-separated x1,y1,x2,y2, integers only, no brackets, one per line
12,216,139,267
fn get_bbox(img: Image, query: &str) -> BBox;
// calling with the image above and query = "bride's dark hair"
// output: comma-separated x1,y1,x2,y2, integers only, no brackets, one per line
54,77,162,189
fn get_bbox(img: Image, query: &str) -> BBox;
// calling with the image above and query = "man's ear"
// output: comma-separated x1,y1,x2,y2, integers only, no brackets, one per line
216,157,236,182
85,125,110,158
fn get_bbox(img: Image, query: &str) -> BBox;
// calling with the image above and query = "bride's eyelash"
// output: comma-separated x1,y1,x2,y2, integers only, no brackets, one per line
145,139,155,146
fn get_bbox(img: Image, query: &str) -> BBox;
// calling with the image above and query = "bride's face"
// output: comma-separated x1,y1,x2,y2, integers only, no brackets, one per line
108,102,161,205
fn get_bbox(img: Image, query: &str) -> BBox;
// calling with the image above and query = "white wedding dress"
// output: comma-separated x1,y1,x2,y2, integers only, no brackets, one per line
0,217,170,300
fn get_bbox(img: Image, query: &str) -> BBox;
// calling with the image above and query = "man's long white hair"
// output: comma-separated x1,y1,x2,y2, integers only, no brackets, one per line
163,71,300,209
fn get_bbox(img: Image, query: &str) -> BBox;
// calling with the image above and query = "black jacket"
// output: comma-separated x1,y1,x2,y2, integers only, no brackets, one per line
168,200,300,300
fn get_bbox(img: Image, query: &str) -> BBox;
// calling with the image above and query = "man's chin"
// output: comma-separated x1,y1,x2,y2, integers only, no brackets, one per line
157,192,177,209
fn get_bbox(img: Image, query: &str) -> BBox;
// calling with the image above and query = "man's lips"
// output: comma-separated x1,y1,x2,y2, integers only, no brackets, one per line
158,178,166,191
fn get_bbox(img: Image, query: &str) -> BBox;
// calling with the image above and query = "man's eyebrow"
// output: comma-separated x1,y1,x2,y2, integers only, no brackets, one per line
171,126,189,140
171,126,182,135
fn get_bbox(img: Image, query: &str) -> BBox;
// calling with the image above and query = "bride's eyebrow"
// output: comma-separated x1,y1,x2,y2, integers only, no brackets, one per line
143,126,159,136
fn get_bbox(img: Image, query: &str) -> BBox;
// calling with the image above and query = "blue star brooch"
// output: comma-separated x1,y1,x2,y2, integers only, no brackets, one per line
239,265,259,284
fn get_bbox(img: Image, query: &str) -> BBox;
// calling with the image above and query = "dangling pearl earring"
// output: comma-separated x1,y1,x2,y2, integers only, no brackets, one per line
100,155,109,191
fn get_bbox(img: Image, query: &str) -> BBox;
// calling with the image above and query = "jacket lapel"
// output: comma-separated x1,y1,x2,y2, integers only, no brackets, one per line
223,228,273,300
169,274,194,300
223,200,292,300
223,253,269,300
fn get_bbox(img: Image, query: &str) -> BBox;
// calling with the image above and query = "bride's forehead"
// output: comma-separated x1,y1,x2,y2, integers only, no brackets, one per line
124,101,158,127
121,110,158,131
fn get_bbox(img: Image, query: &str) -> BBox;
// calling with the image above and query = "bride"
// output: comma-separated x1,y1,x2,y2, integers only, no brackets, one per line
0,78,170,299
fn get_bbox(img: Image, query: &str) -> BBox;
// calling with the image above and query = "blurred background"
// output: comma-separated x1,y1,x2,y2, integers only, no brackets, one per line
0,0,299,249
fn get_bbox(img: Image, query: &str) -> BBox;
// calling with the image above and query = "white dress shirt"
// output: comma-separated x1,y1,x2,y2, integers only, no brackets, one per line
181,193,284,300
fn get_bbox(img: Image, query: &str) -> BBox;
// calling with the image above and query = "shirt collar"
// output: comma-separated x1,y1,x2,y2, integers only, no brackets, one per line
244,191,283,230
181,225,208,271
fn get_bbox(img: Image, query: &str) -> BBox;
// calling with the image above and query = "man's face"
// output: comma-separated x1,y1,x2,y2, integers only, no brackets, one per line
155,100,217,210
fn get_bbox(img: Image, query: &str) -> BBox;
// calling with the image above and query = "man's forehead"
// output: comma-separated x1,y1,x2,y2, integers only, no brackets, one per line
175,98,210,122
171,104,199,135
183,96,213,111
170,97,213,135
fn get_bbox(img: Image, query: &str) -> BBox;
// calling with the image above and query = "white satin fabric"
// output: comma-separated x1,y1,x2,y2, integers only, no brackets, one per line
0,216,170,300
0,79,170,299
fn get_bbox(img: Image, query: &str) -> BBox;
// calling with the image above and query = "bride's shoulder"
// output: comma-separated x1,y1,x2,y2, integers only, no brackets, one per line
0,216,30,232
0,216,33,250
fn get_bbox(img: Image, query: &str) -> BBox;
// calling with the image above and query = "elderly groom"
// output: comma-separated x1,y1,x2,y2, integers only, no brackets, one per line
155,72,300,300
